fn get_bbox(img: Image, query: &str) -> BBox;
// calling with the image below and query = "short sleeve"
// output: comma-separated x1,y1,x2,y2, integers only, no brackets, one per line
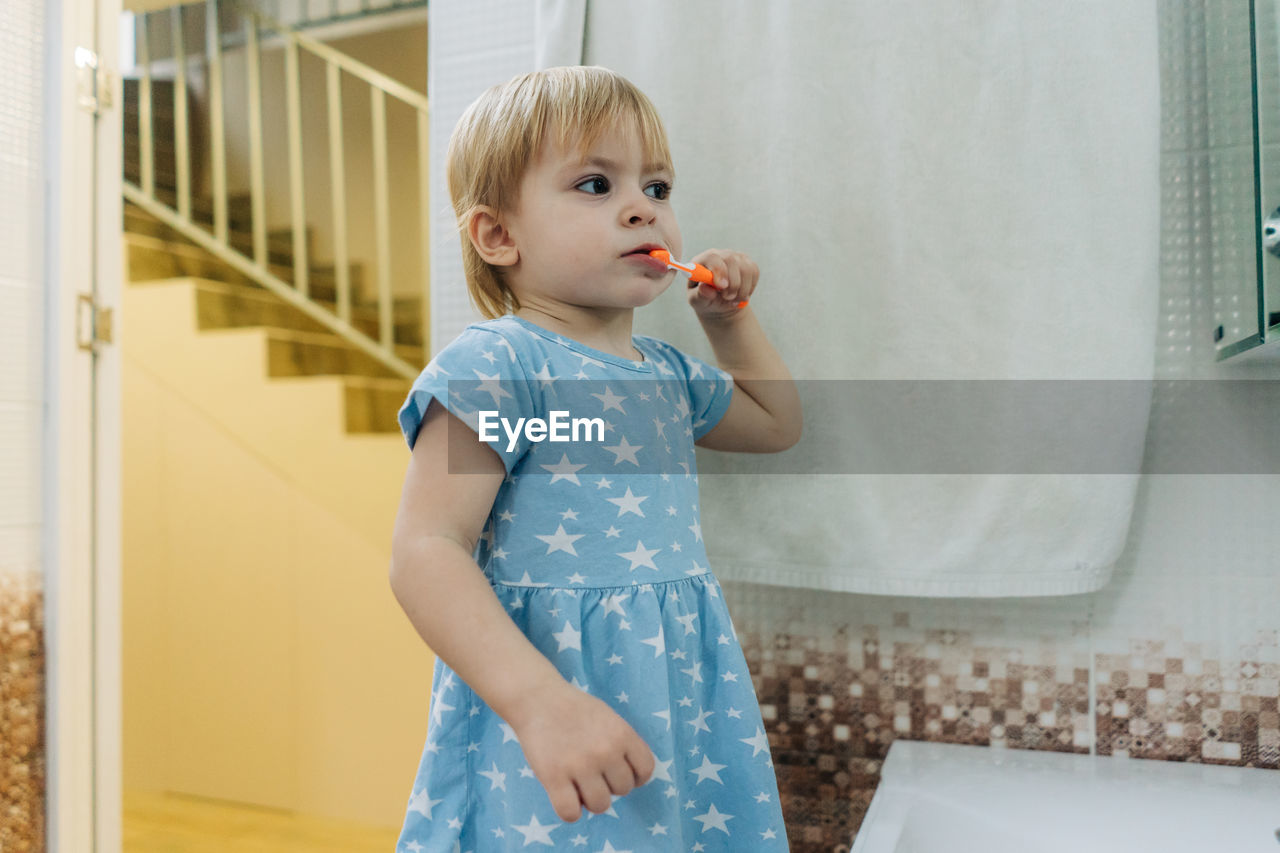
640,337,735,441
397,327,541,474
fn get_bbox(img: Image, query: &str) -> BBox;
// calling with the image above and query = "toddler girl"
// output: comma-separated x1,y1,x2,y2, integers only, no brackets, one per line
390,65,800,851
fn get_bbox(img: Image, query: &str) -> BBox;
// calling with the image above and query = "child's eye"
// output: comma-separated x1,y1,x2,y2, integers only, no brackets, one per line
575,176,610,194
645,181,672,200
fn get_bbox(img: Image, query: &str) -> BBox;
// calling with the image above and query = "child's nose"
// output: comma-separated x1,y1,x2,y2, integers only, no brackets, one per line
619,187,657,225
622,204,656,227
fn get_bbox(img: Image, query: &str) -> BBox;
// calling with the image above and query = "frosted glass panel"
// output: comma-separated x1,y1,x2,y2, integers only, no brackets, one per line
1257,0,1280,338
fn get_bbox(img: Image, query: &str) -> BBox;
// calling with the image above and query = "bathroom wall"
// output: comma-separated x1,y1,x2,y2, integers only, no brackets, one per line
0,0,47,848
717,1,1280,849
428,1,1280,852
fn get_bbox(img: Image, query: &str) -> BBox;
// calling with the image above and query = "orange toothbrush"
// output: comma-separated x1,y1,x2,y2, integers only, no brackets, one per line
649,249,748,308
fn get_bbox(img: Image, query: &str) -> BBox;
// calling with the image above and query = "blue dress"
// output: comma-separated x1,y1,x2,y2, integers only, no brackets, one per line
394,315,789,852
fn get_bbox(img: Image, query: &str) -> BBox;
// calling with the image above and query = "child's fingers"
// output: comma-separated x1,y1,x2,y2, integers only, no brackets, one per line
546,778,582,822
627,745,656,786
602,758,637,796
574,773,613,815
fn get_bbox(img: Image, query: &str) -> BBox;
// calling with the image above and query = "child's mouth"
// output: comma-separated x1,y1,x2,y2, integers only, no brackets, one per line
624,252,670,274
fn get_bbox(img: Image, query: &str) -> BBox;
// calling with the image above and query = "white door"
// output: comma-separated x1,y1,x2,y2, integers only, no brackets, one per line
46,0,122,850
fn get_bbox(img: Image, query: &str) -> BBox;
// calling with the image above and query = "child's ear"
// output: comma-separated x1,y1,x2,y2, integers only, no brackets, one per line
467,205,518,267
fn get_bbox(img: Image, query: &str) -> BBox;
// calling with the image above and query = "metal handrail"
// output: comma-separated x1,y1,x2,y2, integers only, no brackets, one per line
125,0,428,380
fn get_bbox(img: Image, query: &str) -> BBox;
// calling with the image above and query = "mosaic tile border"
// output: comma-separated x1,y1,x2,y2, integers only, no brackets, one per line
735,623,1280,853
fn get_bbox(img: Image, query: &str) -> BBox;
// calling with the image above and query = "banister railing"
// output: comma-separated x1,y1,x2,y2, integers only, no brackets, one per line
122,0,429,380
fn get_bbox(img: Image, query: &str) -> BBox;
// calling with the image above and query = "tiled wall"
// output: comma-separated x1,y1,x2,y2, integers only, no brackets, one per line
0,0,47,849
430,1,1280,851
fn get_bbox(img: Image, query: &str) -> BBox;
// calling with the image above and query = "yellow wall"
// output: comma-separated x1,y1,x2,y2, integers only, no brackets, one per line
122,279,432,827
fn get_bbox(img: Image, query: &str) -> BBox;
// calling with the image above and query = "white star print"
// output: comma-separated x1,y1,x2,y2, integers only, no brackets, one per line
552,620,582,653
535,524,584,556
420,359,449,380
675,612,699,635
512,813,559,845
601,593,628,618
509,570,550,587
692,803,734,835
689,754,727,784
407,785,442,819
605,486,648,517
687,707,715,734
617,541,661,571
541,453,587,484
429,691,455,728
471,369,513,406
603,435,643,465
641,626,665,658
477,761,507,791
681,660,703,684
592,386,627,413
741,726,771,757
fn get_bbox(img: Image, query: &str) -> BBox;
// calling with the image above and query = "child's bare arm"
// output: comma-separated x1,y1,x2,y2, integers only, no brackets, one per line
388,398,654,821
389,398,565,723
685,250,803,454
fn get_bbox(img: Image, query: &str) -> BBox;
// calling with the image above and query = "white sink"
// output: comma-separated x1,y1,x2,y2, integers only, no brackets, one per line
852,740,1280,853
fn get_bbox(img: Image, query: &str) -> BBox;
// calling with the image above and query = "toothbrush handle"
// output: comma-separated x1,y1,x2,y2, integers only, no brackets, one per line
687,264,714,285
649,249,748,307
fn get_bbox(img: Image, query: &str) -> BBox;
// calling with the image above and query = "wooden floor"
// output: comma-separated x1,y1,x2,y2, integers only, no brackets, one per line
123,790,399,852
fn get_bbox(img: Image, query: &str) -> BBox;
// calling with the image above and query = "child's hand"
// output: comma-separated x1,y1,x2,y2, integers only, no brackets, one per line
506,680,656,822
686,248,758,321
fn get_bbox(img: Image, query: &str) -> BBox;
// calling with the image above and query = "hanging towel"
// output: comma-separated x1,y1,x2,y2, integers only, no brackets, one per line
563,1,1161,596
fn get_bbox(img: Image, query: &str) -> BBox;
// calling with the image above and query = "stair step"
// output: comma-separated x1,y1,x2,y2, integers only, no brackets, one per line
341,377,414,434
189,277,423,346
125,203,316,269
126,231,368,306
259,328,422,380
126,192,255,233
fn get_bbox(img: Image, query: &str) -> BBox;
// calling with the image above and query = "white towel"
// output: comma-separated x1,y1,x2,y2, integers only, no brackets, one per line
569,1,1160,596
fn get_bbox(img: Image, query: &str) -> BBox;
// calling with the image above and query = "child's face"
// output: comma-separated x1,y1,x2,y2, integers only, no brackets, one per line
500,118,682,313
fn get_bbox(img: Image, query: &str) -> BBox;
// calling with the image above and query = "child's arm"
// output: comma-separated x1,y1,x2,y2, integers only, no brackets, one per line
685,250,802,454
389,398,654,821
390,398,566,721
677,251,800,454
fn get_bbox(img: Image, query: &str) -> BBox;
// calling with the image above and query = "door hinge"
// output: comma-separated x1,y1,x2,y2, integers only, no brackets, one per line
74,46,115,116
77,293,114,352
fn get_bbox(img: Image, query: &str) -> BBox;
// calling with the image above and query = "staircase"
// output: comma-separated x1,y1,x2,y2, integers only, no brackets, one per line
121,73,422,438
119,16,434,823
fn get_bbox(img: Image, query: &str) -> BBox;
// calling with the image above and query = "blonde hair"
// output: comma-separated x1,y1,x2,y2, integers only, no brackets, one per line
445,66,674,319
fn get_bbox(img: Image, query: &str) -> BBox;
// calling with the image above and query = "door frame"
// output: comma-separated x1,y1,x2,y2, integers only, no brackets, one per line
46,0,122,850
